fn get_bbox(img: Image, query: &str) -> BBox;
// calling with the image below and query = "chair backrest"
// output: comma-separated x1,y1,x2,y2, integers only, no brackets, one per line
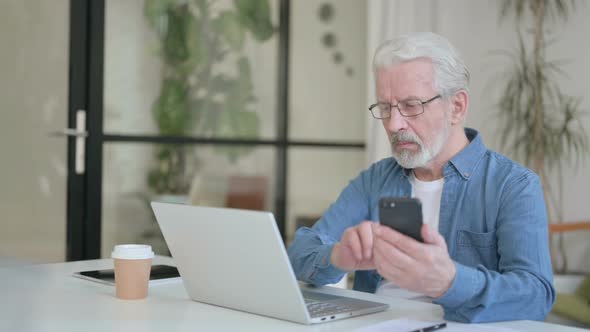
225,175,268,211
547,221,590,273
576,275,590,301
548,221,590,234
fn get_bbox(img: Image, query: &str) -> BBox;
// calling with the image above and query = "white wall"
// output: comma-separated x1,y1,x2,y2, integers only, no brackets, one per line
0,0,69,263
289,0,367,142
367,0,590,273
287,0,368,240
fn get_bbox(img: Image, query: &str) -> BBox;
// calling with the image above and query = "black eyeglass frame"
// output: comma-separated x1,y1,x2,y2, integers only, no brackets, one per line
368,94,442,119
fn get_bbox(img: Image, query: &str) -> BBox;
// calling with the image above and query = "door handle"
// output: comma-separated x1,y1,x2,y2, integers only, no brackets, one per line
49,128,88,137
49,110,87,174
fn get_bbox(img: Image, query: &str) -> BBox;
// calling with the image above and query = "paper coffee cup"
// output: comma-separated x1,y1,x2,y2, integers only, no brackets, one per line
112,244,154,300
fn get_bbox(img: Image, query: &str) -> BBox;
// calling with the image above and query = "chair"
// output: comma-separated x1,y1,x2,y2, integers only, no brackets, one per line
548,221,590,271
552,275,590,326
188,174,268,211
225,175,268,211
548,221,590,327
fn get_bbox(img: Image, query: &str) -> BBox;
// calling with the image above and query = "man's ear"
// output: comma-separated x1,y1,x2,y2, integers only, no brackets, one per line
449,90,468,125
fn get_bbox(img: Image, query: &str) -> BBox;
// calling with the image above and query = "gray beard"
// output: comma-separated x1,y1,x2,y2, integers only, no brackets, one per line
390,124,450,169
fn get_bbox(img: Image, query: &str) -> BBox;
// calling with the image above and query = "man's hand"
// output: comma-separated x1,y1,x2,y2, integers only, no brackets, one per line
372,223,456,298
330,221,376,271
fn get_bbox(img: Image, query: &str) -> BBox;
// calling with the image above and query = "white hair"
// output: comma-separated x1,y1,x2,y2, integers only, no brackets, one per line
373,32,470,97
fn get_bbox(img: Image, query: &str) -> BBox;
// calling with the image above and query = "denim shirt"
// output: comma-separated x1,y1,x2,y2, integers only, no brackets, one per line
287,128,555,323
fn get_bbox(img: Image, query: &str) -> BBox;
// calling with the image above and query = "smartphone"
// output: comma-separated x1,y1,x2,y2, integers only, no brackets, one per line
378,197,423,242
73,264,181,286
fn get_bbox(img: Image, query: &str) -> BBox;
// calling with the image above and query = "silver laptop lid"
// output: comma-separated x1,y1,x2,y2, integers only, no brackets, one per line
151,202,311,324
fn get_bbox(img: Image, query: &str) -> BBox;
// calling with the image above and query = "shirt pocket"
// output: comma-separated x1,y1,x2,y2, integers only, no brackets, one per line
455,230,498,269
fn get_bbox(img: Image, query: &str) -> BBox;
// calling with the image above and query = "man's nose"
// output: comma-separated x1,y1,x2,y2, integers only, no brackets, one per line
383,107,408,133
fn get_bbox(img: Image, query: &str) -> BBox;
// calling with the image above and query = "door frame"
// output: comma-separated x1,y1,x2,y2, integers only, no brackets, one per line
66,0,104,260
66,0,365,260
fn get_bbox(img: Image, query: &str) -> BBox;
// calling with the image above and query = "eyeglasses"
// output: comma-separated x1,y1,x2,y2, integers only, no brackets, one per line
368,95,442,119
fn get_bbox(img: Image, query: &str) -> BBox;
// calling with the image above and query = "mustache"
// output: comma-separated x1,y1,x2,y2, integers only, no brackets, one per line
389,131,421,145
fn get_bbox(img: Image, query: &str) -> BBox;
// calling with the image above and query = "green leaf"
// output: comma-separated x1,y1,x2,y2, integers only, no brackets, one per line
209,74,234,92
213,11,245,51
234,57,255,103
144,0,177,33
147,145,189,194
152,79,189,135
190,97,223,136
233,0,275,41
215,109,259,139
163,5,193,65
183,12,205,72
214,145,253,163
498,0,575,24
234,111,260,137
215,109,234,137
145,0,270,170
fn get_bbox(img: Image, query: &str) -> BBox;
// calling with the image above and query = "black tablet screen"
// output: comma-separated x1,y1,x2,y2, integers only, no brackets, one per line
79,264,180,282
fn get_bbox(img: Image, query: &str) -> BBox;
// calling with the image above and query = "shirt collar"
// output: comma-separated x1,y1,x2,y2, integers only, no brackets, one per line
445,128,487,180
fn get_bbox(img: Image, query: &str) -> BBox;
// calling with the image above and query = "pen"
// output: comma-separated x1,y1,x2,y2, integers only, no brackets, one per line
408,322,446,332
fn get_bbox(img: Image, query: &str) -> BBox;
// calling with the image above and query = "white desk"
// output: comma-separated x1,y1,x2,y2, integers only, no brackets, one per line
0,256,585,332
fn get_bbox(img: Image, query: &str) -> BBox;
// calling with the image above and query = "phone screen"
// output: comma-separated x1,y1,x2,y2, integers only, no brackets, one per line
78,264,180,283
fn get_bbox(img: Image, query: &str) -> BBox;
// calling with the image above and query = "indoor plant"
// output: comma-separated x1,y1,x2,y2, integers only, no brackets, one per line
140,0,276,252
144,0,275,195
496,0,588,272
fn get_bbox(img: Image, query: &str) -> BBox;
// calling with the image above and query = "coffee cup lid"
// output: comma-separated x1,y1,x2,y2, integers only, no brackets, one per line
111,244,154,260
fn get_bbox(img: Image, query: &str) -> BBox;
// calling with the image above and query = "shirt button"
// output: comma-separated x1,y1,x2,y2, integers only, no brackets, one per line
322,259,327,265
464,172,470,177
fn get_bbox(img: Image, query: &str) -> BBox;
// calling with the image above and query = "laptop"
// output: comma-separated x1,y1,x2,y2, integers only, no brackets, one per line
151,202,389,324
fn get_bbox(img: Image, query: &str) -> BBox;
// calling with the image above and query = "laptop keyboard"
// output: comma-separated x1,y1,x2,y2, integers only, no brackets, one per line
305,299,353,317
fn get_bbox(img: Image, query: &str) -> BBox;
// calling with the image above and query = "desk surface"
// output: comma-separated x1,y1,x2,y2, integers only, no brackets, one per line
0,256,584,332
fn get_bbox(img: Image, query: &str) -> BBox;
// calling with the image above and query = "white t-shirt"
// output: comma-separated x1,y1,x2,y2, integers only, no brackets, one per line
375,172,444,299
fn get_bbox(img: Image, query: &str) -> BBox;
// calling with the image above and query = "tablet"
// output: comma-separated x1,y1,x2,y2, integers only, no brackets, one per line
73,264,181,286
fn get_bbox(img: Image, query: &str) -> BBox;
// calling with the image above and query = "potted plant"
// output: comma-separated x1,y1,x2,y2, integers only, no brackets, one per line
144,0,275,193
495,0,588,273
140,0,276,252
494,2,590,325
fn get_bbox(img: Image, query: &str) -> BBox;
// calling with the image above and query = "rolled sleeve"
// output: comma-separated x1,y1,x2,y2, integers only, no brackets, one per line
308,243,348,284
287,166,375,287
287,229,348,285
435,262,484,309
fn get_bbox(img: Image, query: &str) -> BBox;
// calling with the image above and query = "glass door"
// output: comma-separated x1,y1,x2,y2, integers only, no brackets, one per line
98,0,282,257
0,0,70,263
63,0,367,259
